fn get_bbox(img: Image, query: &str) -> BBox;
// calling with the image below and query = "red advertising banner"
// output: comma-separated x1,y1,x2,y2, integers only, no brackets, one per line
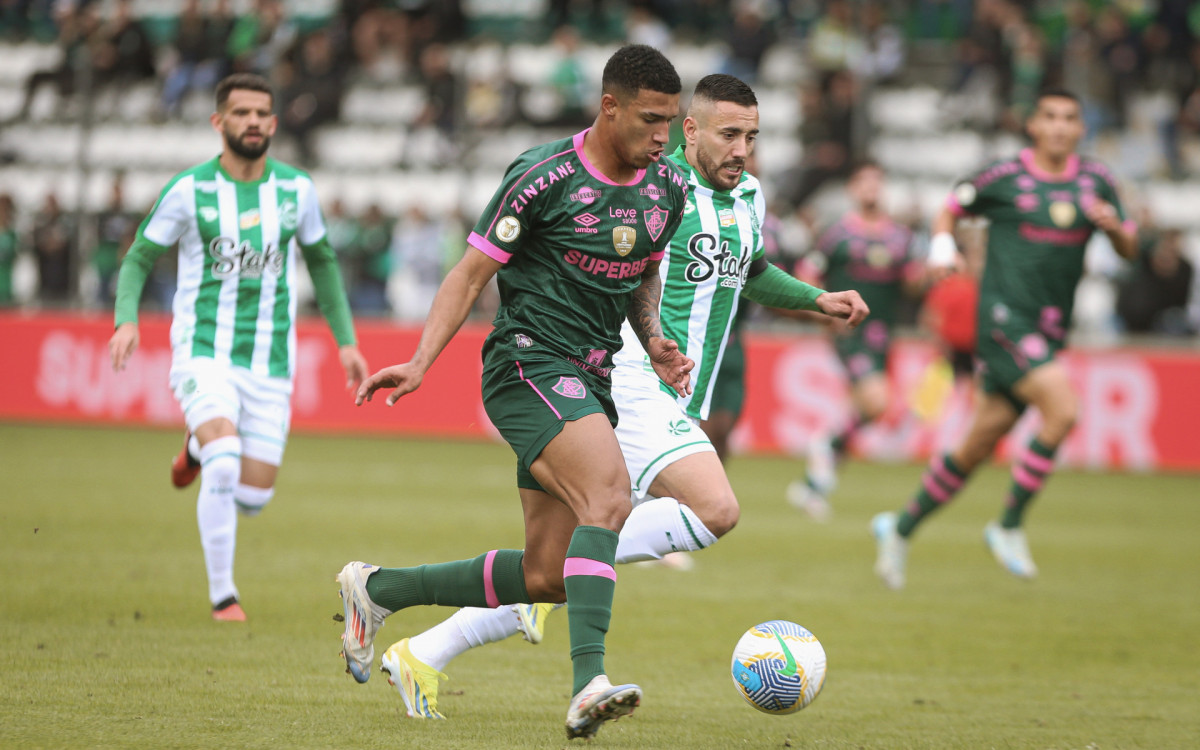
2,311,1197,471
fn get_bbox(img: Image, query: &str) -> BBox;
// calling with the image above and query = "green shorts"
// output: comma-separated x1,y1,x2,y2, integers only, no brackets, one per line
976,320,1062,413
708,335,746,419
834,319,891,384
481,352,616,492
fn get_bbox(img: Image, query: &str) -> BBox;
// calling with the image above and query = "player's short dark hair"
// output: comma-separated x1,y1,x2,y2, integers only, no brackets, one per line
216,73,273,110
1035,88,1081,108
691,74,757,108
602,44,681,99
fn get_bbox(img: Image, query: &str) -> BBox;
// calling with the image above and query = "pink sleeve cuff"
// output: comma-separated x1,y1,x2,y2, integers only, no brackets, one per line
468,231,512,264
649,248,665,261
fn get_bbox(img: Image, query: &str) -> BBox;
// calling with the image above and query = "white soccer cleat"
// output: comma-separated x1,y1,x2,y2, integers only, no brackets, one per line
984,521,1038,579
804,433,838,496
787,480,832,523
513,603,562,644
872,512,908,590
565,675,641,740
380,637,448,719
336,561,392,683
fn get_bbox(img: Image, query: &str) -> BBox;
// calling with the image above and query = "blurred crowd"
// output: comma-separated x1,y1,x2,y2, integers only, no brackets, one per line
0,0,1197,337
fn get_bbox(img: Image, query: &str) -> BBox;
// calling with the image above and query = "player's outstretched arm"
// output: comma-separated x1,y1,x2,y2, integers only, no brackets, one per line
628,260,693,397
356,248,502,406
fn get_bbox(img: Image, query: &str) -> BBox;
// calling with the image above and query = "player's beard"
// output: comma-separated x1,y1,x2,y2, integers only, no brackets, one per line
225,129,271,160
696,144,743,191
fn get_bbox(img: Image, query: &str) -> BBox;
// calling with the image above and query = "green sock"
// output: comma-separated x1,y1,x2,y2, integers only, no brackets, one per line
1000,438,1057,529
896,454,968,538
564,525,619,695
365,549,528,612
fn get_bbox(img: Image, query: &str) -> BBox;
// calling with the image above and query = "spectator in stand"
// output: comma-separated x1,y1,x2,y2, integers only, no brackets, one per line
785,71,858,209
807,0,863,80
402,42,460,167
390,205,447,321
722,0,774,85
1001,21,1045,132
32,190,74,304
91,172,137,306
1117,228,1195,336
0,193,17,306
278,29,349,167
227,0,295,76
7,3,100,122
856,1,905,85
161,0,233,119
541,25,592,129
90,0,156,100
1094,6,1140,131
324,198,361,263
346,203,392,315
625,4,671,51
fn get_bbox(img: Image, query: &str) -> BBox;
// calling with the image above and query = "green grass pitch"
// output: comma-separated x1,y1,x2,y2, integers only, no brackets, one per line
2,423,1198,749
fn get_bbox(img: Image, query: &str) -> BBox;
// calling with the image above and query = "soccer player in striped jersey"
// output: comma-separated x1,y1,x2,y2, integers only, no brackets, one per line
787,161,925,521
361,75,868,723
108,74,368,621
872,90,1138,589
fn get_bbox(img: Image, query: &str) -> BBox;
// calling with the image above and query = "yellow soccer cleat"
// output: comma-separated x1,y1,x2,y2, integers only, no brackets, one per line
514,603,561,644
380,638,448,719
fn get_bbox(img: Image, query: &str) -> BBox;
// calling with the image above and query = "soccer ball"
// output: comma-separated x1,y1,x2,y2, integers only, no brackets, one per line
730,620,827,715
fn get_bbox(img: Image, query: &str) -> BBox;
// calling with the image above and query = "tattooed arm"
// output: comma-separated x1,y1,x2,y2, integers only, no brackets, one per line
627,259,693,396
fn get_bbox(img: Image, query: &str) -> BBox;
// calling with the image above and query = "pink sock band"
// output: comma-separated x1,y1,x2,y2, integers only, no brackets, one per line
1013,465,1045,493
482,549,500,608
1023,451,1055,474
924,474,951,503
563,557,616,581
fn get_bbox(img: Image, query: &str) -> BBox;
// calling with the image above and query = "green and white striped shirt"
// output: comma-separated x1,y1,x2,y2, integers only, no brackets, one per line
614,145,767,421
137,157,327,380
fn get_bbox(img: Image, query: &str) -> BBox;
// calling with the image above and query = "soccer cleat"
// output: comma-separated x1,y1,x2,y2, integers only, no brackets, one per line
872,512,908,590
336,561,391,683
212,597,246,622
171,430,201,489
513,603,561,644
984,521,1038,579
786,480,832,522
565,675,641,740
804,433,838,496
380,638,448,719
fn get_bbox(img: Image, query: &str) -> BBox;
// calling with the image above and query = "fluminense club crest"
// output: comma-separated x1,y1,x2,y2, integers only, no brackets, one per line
551,376,586,399
644,205,669,242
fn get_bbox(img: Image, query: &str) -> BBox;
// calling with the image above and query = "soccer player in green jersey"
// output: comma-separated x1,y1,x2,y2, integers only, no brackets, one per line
108,74,369,620
872,90,1138,589
342,74,867,727
337,46,695,740
788,161,924,521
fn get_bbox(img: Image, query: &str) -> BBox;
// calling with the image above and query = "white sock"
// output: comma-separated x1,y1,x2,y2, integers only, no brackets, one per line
196,436,241,606
408,607,520,672
615,497,720,564
234,483,273,517
187,434,200,461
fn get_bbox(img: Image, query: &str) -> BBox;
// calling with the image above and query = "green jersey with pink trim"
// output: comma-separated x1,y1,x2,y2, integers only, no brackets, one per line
948,148,1129,343
469,129,689,373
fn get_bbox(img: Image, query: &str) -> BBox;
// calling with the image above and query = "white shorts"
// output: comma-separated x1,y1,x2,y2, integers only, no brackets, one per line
613,365,715,502
169,358,292,466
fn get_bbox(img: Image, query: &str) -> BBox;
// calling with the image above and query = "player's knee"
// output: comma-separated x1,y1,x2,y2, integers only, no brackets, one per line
523,567,567,603
587,496,632,532
698,493,740,538
234,484,274,517
200,438,242,489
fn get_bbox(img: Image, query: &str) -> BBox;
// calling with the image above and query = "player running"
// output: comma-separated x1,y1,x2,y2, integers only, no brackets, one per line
108,73,369,621
362,75,868,723
339,46,694,741
872,89,1137,589
788,161,924,520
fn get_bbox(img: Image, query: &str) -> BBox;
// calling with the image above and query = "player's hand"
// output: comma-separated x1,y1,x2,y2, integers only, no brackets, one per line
647,337,694,397
109,323,139,372
815,290,870,329
356,362,423,406
338,345,369,390
1083,197,1121,233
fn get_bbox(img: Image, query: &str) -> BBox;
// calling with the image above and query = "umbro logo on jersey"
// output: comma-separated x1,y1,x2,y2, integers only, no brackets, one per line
199,207,219,223
575,213,600,227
